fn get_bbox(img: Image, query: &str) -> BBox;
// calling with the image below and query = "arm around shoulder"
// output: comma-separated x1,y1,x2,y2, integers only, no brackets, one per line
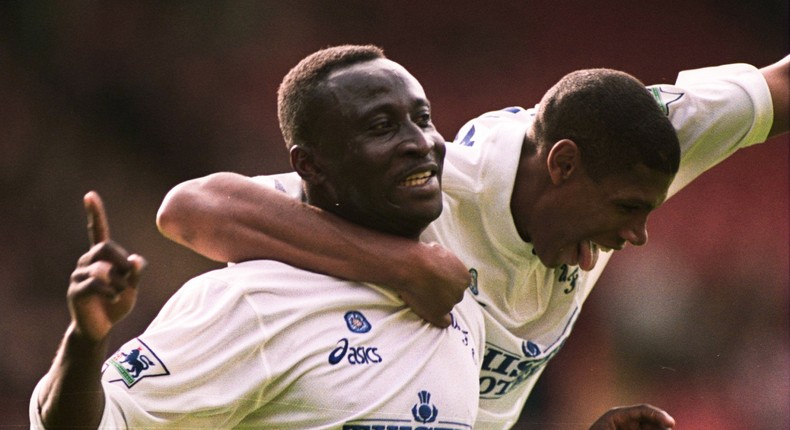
156,172,470,327
156,171,410,269
157,172,263,262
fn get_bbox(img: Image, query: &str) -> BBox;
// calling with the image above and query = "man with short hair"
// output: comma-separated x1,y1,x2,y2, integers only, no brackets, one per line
31,45,486,429
157,49,788,429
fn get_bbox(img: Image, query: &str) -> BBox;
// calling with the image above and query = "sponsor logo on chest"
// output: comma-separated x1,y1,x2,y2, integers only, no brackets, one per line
479,340,564,399
343,390,472,430
328,310,383,365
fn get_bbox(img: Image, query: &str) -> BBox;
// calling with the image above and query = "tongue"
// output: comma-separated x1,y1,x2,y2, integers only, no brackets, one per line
577,240,599,271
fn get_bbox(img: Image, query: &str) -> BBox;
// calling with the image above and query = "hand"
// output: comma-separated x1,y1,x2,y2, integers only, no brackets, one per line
589,404,675,430
397,241,472,328
67,191,146,342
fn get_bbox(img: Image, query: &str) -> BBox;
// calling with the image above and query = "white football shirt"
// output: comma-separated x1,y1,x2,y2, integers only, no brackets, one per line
32,62,772,430
31,260,484,428
433,62,772,429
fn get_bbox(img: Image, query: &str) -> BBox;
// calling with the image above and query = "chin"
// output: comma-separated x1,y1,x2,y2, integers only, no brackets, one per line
542,260,564,269
533,250,559,268
410,203,443,224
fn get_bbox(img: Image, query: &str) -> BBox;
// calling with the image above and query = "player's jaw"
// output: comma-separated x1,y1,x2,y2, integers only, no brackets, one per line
538,237,625,271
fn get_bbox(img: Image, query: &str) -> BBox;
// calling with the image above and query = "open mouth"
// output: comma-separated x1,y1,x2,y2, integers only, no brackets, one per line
577,240,599,271
595,243,613,253
576,241,621,271
399,170,434,187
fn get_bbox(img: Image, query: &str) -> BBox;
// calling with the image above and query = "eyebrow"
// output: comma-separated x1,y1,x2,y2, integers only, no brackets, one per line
612,197,660,211
360,97,431,117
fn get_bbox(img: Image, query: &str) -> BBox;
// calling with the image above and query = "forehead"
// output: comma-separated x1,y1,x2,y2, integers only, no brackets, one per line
320,59,428,107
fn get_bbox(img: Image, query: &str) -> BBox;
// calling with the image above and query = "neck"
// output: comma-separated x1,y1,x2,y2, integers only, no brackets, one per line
509,135,543,243
304,183,424,241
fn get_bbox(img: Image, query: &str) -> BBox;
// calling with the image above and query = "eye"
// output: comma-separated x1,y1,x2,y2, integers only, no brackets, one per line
414,110,433,128
369,118,395,133
618,203,641,214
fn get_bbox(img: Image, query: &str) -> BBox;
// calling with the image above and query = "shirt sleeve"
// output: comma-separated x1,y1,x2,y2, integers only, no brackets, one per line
113,276,270,427
648,63,774,197
29,275,270,428
251,171,303,199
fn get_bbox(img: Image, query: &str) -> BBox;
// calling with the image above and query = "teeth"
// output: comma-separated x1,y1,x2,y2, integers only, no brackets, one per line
592,242,613,253
401,171,432,187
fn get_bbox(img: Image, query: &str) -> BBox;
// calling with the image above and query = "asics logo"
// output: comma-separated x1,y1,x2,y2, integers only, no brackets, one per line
328,338,382,365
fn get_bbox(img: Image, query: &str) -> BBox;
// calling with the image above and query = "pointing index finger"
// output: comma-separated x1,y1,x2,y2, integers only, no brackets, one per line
84,191,111,245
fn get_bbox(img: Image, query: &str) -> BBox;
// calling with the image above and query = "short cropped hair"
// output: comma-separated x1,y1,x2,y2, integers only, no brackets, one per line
277,45,386,150
533,68,680,180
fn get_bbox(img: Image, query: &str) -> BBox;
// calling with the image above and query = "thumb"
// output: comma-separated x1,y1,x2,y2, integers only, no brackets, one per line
126,254,147,287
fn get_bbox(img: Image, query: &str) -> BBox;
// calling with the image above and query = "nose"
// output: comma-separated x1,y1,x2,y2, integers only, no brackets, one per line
621,217,649,247
400,123,435,157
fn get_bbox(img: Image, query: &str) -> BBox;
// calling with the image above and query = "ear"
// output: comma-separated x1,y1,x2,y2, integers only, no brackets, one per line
546,139,580,185
290,145,325,184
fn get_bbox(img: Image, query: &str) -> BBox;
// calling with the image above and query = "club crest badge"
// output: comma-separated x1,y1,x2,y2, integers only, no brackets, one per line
102,338,169,388
344,310,371,333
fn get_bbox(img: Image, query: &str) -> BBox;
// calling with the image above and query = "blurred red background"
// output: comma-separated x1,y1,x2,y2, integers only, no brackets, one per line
1,1,787,428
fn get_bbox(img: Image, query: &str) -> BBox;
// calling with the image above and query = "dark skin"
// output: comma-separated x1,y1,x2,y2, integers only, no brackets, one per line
36,58,449,428
294,58,446,239
36,57,679,428
158,170,469,327
510,137,674,271
151,54,790,430
37,192,145,429
157,57,679,429
158,55,789,329
38,200,675,430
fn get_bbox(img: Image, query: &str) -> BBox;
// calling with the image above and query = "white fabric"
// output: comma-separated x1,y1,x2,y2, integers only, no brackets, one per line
30,62,774,430
657,63,773,195
31,260,484,429
224,62,773,430
433,62,773,429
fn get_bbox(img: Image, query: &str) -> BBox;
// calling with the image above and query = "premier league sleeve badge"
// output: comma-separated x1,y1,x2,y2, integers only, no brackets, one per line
102,338,170,388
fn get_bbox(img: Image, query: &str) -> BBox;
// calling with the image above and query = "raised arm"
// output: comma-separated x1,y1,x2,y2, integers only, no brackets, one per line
156,172,470,327
761,55,789,137
36,192,146,429
655,54,788,197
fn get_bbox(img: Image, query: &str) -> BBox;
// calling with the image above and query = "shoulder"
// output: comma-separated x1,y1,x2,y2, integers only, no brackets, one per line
197,261,403,310
440,107,532,199
452,106,535,149
150,261,312,322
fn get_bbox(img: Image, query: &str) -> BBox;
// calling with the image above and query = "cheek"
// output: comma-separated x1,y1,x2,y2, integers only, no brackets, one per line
554,211,612,247
586,211,629,239
343,174,387,207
